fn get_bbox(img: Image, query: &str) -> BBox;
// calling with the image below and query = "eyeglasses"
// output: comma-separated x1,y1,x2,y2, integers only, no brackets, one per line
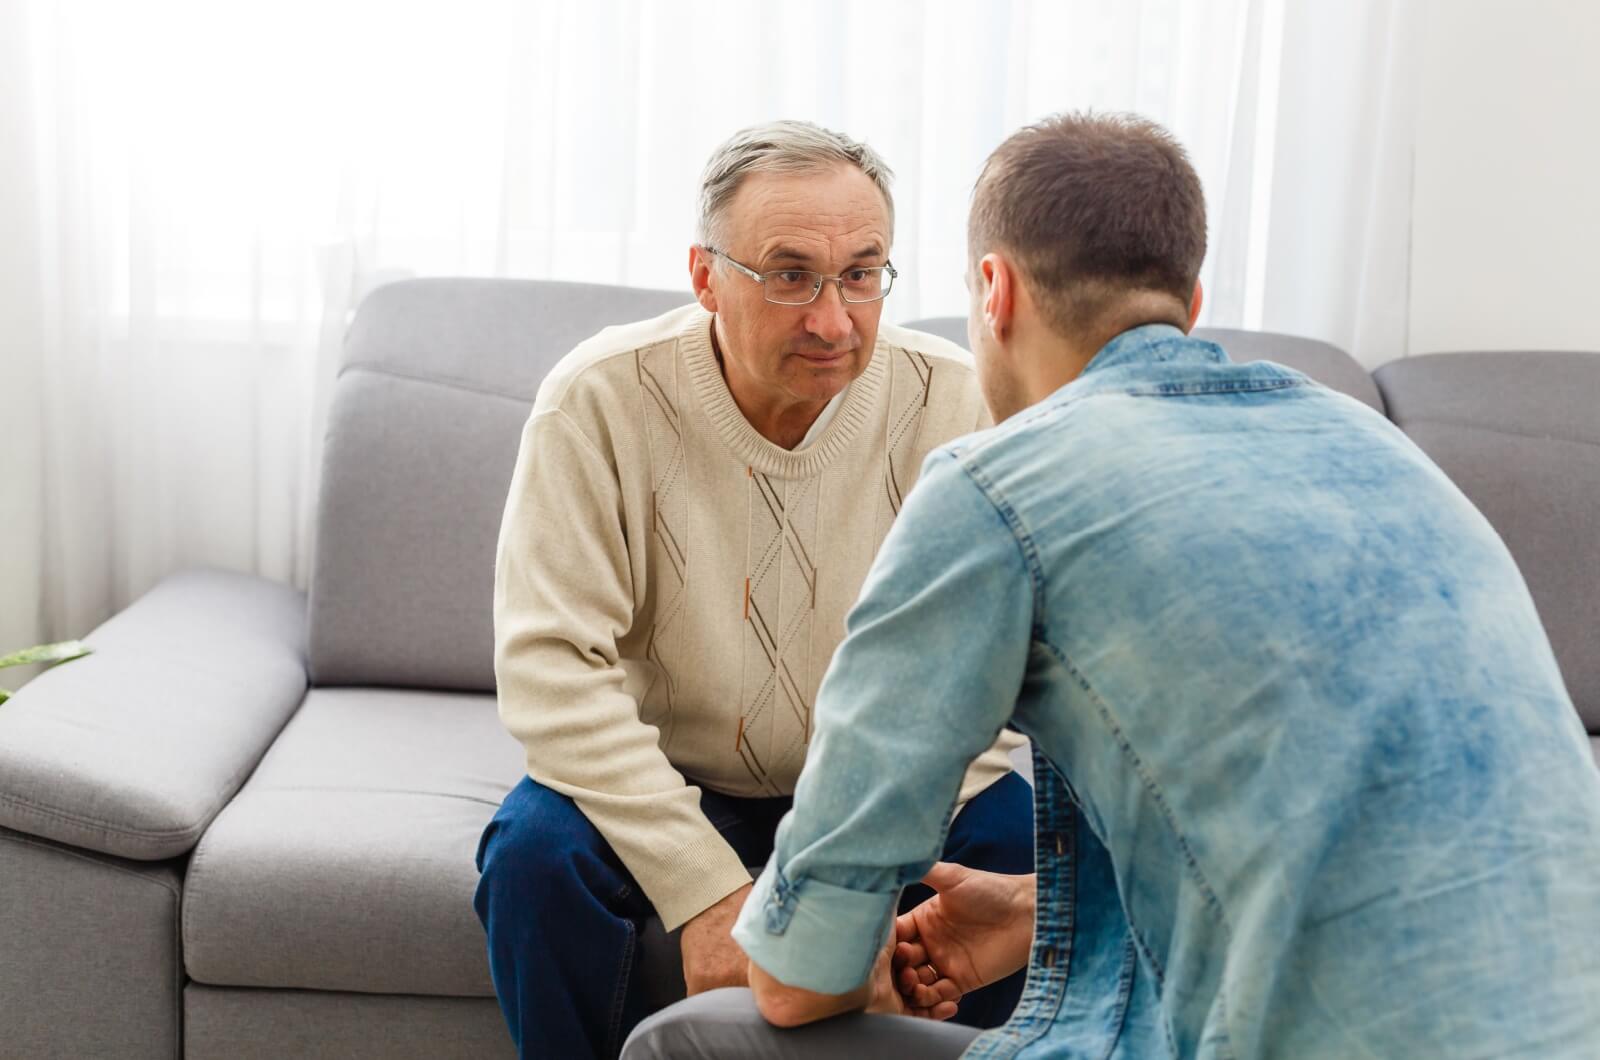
703,247,897,305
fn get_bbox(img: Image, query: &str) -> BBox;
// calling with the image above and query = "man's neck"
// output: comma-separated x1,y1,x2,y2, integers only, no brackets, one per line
1024,303,1190,404
713,323,832,450
742,395,830,450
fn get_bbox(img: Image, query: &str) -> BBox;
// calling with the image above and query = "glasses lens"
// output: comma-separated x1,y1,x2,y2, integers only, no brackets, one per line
765,270,822,304
840,266,891,303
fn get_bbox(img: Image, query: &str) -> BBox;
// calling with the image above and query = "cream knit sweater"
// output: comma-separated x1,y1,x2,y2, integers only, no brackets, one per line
493,304,1023,930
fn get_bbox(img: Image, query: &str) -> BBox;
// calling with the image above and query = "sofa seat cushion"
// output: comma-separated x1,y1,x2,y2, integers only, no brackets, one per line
182,687,525,996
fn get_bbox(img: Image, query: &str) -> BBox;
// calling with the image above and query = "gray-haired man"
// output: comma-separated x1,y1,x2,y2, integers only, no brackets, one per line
472,121,1033,1059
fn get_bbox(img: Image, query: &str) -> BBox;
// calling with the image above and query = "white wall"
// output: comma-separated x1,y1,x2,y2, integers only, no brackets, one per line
0,13,47,669
1410,0,1600,355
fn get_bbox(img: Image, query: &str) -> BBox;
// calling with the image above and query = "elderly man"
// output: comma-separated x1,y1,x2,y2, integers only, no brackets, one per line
473,121,1032,1060
621,112,1600,1058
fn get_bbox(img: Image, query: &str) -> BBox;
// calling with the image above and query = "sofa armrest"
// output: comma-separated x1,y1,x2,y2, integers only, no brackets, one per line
0,568,307,860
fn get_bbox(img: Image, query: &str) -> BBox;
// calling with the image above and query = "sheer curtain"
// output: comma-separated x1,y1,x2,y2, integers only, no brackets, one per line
1,0,1421,657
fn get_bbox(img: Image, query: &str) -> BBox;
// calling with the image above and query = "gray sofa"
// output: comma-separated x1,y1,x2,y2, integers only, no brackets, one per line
1,278,1594,1058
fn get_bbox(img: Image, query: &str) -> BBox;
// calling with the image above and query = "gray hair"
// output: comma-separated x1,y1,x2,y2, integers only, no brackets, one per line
696,120,896,249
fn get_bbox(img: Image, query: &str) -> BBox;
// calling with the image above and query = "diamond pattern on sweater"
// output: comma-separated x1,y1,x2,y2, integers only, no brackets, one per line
637,347,686,738
883,348,934,515
739,469,815,795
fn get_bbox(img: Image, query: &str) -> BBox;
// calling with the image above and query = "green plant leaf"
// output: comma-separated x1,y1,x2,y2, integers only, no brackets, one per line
0,640,93,670
0,687,10,704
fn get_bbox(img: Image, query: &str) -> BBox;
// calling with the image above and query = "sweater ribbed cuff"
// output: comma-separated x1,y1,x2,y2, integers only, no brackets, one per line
649,829,757,932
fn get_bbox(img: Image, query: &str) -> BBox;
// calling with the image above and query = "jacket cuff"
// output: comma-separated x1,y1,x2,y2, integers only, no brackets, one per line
732,860,897,995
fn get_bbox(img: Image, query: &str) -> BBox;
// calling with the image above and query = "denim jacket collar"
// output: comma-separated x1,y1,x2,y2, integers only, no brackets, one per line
1081,323,1227,376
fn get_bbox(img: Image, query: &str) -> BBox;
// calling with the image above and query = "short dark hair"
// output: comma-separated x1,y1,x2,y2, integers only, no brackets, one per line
969,111,1207,337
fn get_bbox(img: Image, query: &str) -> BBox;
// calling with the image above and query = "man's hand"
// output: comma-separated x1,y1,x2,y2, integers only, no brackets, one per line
680,883,753,995
893,862,1035,1012
867,937,959,1021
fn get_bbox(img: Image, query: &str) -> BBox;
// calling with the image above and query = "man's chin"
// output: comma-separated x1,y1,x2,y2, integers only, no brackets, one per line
805,367,863,397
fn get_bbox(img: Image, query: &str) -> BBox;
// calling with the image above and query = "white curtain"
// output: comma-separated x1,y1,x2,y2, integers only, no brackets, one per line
0,0,1422,658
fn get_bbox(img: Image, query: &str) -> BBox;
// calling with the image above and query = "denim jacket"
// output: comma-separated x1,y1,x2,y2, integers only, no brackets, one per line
732,325,1600,1058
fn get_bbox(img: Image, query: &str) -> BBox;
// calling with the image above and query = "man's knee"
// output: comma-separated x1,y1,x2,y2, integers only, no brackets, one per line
619,988,754,1059
476,777,619,912
621,988,982,1060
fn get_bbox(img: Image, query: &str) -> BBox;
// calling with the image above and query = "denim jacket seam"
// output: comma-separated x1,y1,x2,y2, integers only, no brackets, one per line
1034,636,1231,930
957,460,1047,635
1126,908,1167,986
1116,377,1309,398
1096,937,1143,1060
1213,984,1239,1060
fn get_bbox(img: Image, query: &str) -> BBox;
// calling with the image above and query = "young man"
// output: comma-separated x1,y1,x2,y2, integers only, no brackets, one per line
623,113,1600,1058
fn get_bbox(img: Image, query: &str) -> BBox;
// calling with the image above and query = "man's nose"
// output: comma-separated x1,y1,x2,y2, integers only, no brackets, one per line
804,281,854,346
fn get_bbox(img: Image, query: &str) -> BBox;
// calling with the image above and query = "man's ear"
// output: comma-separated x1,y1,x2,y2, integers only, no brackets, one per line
690,245,718,313
1186,280,1203,332
982,253,1015,343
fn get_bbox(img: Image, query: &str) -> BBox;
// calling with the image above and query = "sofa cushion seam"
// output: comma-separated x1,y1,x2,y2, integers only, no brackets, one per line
338,362,535,405
0,791,207,844
0,829,184,899
1387,414,1600,449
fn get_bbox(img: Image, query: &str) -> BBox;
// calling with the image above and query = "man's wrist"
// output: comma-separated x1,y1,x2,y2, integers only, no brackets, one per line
685,880,752,928
1012,872,1038,921
1006,872,1038,972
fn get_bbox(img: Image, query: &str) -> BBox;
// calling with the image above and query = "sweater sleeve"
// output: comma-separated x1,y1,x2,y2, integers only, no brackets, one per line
493,408,752,930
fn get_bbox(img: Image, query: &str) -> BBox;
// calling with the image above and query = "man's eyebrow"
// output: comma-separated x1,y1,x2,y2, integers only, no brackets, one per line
759,243,887,268
761,246,818,267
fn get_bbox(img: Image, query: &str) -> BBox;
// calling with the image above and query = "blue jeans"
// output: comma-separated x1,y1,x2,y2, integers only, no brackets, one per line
474,771,1034,1060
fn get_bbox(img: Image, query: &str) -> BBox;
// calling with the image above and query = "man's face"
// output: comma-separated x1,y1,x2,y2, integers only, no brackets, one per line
702,165,891,411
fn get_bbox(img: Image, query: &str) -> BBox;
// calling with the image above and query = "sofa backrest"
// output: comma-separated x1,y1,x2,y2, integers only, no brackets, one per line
306,278,692,690
900,318,1386,413
1374,351,1600,732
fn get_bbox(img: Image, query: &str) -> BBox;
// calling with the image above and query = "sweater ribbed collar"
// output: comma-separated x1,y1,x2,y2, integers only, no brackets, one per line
679,309,887,479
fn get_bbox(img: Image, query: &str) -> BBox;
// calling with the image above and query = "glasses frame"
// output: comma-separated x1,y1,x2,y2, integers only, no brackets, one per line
703,247,898,305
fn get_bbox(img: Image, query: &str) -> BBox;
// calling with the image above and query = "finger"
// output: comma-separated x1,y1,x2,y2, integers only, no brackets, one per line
894,910,920,944
895,940,928,968
910,978,962,1010
921,861,966,893
908,997,959,1022
917,964,939,986
907,997,954,1021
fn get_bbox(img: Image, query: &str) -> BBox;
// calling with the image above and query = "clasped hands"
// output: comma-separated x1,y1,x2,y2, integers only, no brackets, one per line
684,863,1035,1025
883,860,1037,1021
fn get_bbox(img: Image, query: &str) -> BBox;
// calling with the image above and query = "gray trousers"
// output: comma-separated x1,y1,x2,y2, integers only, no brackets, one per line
620,987,981,1059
